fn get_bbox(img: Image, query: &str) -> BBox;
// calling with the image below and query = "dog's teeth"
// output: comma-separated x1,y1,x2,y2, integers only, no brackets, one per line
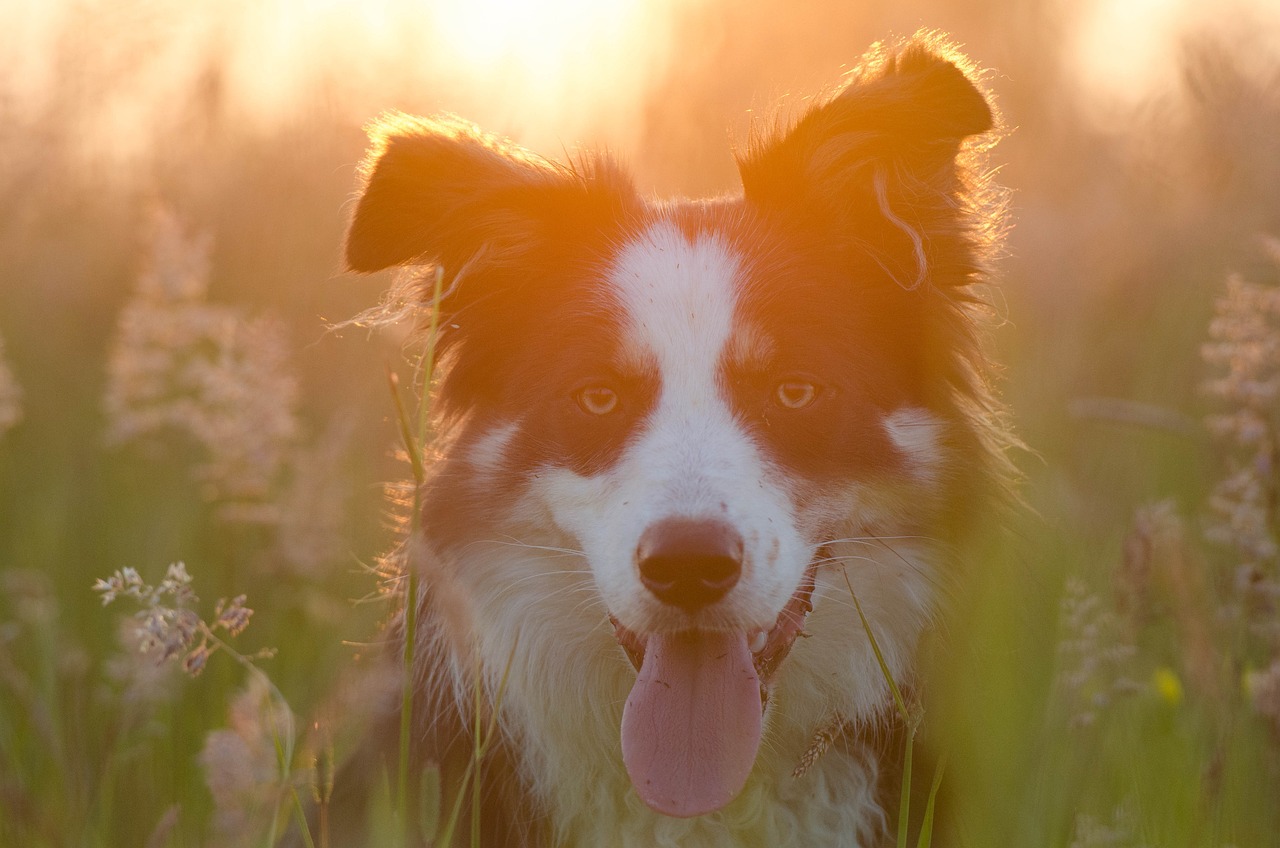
749,630,768,654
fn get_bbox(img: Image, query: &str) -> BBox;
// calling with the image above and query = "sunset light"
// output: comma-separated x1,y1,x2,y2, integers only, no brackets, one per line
5,0,1275,168
430,0,647,84
1068,0,1280,105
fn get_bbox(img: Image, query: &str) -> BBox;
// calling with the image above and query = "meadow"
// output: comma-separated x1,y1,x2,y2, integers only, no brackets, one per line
1,1,1279,845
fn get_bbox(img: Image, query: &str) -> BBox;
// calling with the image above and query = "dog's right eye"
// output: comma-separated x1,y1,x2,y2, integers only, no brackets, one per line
774,380,819,410
576,386,619,416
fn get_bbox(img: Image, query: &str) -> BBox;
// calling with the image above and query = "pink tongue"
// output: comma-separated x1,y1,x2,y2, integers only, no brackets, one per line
620,631,762,818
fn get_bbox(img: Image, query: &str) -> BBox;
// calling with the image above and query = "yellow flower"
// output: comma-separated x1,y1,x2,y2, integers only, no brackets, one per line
1153,666,1183,706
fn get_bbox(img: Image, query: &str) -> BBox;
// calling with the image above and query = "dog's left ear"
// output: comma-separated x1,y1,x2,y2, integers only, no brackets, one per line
737,35,995,220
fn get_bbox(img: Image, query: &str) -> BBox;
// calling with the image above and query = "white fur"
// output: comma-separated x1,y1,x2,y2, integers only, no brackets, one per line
466,420,522,476
882,407,946,485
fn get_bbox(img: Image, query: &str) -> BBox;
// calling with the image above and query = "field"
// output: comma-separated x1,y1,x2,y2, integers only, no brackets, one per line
1,1,1279,846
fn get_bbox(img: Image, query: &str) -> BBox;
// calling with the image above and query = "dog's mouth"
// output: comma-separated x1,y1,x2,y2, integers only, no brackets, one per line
609,562,817,819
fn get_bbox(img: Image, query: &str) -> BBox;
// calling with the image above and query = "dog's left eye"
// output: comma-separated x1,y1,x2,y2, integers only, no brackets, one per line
774,380,818,410
576,386,620,415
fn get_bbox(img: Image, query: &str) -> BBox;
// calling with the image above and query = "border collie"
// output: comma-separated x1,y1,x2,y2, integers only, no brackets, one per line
336,32,1012,848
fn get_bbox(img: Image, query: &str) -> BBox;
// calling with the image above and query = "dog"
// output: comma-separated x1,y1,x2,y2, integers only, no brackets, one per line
334,31,1012,848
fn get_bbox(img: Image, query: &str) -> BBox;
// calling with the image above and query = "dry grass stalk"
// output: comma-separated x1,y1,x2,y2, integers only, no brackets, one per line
792,711,850,779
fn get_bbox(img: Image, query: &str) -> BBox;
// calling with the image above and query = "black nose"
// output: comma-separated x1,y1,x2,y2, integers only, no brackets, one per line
636,518,743,613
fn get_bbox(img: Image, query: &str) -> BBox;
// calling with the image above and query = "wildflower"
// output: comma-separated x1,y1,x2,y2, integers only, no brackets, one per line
1069,805,1146,848
272,415,354,577
214,595,253,637
104,206,299,512
1056,577,1144,728
1,569,57,629
1246,659,1280,733
1201,241,1280,655
183,644,212,677
200,675,297,847
159,561,194,598
0,333,21,439
1122,502,1221,702
94,562,259,678
104,617,179,707
139,605,201,661
1152,667,1184,706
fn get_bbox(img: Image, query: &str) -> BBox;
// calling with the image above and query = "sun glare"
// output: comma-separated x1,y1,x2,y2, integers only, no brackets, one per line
17,0,1280,170
210,0,670,156
422,0,662,146
432,0,644,81
1068,0,1280,107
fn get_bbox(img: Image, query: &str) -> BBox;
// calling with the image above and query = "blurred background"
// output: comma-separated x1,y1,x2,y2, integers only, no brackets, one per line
1,0,1279,845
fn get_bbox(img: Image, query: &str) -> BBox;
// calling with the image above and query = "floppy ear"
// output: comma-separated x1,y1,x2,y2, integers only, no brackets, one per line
737,35,995,223
345,114,631,275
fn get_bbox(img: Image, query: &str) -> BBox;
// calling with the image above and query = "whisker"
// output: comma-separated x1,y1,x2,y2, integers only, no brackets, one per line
569,592,609,619
816,534,936,547
811,553,884,568
479,537,589,559
814,533,944,581
489,569,595,605
813,551,956,603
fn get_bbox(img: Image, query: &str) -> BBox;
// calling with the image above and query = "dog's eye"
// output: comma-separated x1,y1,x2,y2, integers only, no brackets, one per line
576,386,620,415
774,380,818,410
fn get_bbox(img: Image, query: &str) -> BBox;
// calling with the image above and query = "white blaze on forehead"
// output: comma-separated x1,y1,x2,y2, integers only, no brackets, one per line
536,216,810,633
607,219,741,393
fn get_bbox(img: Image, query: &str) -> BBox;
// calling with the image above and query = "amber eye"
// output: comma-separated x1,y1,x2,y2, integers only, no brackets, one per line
775,380,818,410
576,386,620,415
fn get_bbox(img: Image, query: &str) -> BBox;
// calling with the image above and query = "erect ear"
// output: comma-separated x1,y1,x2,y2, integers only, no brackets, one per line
737,34,995,214
345,113,631,274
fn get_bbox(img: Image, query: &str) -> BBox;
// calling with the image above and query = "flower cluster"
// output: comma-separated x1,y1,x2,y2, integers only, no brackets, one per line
1068,806,1146,848
1246,659,1280,735
1055,577,1144,728
0,333,22,439
199,675,297,847
272,415,354,577
104,207,299,512
93,562,256,677
1201,239,1280,654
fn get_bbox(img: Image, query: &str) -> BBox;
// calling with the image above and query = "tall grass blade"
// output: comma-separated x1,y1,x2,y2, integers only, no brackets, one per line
391,265,448,845
841,567,921,848
841,567,911,725
915,752,948,848
417,762,441,845
435,635,519,847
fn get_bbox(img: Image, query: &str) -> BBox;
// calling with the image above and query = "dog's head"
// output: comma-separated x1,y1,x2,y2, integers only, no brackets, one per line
347,36,1004,820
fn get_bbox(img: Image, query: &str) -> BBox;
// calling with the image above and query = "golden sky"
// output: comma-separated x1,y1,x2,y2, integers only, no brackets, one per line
3,0,1276,174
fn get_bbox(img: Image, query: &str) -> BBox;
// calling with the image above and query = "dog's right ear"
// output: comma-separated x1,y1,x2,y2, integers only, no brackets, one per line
345,114,621,275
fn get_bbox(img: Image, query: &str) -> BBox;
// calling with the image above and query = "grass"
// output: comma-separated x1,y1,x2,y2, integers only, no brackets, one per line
2,7,1280,847
840,567,930,848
